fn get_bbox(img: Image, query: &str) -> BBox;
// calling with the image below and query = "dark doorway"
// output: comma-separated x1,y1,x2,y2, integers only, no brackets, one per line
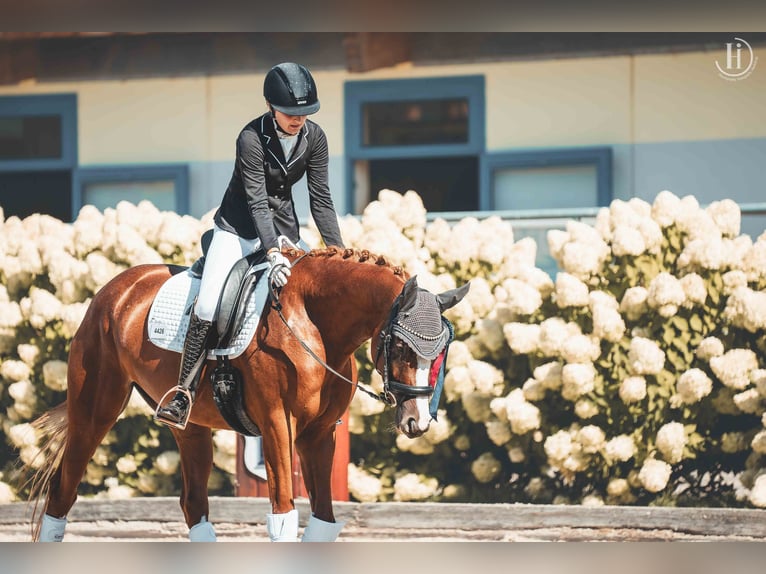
0,170,72,221
368,156,479,213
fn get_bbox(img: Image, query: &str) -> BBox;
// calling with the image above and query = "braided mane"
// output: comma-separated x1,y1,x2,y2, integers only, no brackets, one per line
284,246,406,276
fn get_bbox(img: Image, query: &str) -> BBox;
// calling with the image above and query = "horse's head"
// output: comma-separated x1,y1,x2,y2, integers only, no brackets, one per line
373,276,470,438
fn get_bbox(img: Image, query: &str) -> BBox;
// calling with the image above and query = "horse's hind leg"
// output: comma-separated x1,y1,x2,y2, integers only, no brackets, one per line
169,423,216,541
44,357,132,526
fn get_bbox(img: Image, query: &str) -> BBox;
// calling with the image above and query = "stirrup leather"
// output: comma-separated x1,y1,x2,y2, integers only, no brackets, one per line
155,386,194,430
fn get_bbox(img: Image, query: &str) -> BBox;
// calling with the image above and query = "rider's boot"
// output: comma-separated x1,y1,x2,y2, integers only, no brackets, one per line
155,313,213,429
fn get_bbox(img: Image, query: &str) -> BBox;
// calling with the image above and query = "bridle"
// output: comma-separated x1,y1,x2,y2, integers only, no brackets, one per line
371,293,438,407
268,264,443,408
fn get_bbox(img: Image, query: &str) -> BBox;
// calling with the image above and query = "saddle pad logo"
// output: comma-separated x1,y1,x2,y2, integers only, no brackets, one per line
147,269,269,359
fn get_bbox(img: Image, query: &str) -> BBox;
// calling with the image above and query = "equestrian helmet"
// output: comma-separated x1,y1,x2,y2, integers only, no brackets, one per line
264,62,320,116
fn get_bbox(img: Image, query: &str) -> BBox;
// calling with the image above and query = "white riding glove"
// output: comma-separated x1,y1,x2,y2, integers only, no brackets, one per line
267,250,292,288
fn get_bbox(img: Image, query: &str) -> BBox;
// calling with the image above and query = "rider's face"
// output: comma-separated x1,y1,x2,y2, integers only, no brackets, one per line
272,109,307,135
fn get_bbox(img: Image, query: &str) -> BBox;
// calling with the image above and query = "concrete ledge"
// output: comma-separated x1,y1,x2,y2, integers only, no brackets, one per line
2,497,765,539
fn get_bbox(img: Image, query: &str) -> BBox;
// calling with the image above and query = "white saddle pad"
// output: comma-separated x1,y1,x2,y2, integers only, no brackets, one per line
147,264,270,359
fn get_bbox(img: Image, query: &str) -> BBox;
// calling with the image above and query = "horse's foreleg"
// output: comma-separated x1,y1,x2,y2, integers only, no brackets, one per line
295,425,345,542
261,414,300,542
170,422,216,542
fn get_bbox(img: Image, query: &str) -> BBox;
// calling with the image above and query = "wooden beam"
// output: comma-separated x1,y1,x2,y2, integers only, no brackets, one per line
344,33,411,73
0,40,38,85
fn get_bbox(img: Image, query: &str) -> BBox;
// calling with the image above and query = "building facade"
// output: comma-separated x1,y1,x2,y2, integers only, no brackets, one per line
1,33,764,242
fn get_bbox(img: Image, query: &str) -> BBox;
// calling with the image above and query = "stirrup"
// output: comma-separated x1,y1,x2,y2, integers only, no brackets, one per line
154,386,193,430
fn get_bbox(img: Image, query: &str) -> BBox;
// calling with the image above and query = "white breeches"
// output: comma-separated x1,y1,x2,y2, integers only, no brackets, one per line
194,224,262,322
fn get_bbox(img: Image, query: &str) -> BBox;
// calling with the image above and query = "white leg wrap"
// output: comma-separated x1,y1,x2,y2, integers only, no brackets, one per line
266,509,299,542
301,514,345,542
39,513,67,542
189,515,217,542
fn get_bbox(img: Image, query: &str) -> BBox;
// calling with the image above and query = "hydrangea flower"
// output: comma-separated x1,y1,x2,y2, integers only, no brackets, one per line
544,430,573,464
710,349,758,390
604,435,636,463
723,287,766,333
679,273,708,307
647,272,686,317
504,394,542,435
470,453,501,484
706,199,741,238
534,361,563,391
538,318,580,357
347,463,383,502
560,334,602,364
561,363,596,401
638,458,672,493
575,399,599,420
674,368,713,405
628,337,666,376
554,272,590,308
577,425,606,454
656,422,687,464
696,337,725,361
42,360,68,392
620,287,649,322
619,376,647,404
500,278,543,316
748,475,766,508
611,227,646,257
503,322,540,355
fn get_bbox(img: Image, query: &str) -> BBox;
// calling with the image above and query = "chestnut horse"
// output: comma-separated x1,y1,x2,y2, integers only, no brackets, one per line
26,246,468,542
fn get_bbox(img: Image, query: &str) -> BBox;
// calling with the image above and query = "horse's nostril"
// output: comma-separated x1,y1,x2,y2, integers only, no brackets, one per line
406,417,418,435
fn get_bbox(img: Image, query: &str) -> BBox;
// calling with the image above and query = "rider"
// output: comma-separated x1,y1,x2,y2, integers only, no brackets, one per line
155,62,346,428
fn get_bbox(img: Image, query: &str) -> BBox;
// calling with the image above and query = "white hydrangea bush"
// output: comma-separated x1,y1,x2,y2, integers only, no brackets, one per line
492,192,766,506
4,189,766,508
0,201,233,501
344,190,766,507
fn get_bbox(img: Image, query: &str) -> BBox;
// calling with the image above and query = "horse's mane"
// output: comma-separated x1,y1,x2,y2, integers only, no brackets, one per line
284,246,406,277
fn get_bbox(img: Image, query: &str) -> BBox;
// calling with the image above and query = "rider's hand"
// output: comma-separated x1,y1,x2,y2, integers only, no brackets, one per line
267,250,292,288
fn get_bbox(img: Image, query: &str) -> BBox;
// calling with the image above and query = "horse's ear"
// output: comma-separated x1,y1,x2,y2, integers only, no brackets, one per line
436,282,470,312
399,276,419,312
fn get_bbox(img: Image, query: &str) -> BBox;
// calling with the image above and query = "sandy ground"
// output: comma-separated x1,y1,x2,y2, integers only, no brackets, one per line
2,496,766,542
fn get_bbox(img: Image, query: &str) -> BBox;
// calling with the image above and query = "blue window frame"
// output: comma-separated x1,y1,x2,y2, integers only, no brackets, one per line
344,75,485,213
74,164,190,215
0,94,78,172
483,147,613,210
0,94,78,221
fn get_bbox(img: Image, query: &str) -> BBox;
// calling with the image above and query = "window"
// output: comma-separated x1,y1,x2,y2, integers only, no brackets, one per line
0,94,77,221
485,147,612,275
0,115,62,160
75,165,190,215
486,147,612,211
345,76,485,214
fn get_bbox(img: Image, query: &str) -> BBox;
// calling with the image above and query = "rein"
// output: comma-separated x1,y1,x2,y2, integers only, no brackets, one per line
267,255,395,406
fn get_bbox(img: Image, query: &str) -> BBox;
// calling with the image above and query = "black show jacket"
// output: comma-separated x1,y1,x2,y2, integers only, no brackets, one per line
214,113,344,252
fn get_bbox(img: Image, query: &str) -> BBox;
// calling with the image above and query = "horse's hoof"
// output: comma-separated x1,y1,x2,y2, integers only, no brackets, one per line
189,516,217,542
38,513,67,542
301,514,345,542
267,509,299,542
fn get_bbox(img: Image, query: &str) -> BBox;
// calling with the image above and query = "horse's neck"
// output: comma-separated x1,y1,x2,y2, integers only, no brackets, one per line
300,256,403,355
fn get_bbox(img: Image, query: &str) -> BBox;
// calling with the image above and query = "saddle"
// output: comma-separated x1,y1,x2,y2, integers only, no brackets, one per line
149,229,270,436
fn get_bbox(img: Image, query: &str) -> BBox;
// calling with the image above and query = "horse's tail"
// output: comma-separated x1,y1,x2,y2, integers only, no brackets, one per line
24,401,69,541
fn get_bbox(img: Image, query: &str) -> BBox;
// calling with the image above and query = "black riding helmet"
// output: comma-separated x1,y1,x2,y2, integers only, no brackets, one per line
263,62,320,116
